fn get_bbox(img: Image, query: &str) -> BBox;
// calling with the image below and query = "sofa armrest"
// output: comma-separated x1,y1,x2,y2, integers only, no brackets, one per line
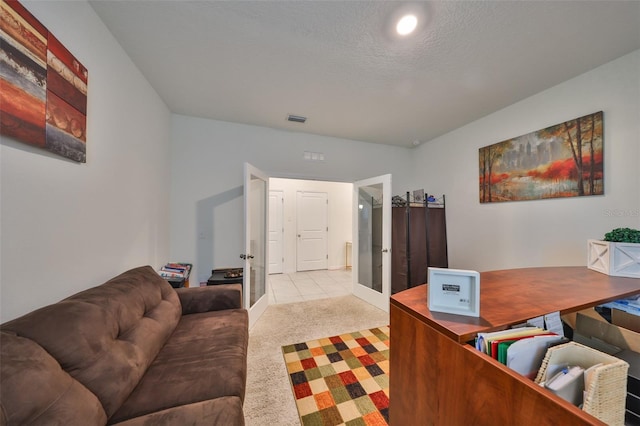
175,284,243,314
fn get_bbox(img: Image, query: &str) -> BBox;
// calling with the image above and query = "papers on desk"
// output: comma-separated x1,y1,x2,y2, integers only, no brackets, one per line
475,312,568,379
526,312,565,337
507,335,565,378
476,327,547,354
544,311,565,337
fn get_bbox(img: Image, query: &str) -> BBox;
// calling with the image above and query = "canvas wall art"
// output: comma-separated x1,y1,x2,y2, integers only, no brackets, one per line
0,0,88,162
479,111,603,203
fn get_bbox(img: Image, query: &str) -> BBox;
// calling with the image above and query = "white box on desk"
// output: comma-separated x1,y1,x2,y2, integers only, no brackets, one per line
587,239,640,278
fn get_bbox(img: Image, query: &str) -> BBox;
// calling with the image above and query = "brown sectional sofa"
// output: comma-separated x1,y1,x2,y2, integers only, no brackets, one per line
0,266,249,425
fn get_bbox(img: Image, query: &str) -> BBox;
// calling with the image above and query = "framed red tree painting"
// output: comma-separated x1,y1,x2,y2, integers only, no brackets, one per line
479,111,603,203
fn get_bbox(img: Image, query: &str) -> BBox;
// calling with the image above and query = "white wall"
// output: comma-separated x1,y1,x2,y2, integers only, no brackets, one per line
170,115,413,283
270,178,352,273
412,50,640,272
4,5,635,323
0,1,171,322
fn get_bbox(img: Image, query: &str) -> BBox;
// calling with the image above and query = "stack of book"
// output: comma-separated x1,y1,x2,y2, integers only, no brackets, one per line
158,263,191,280
476,326,565,379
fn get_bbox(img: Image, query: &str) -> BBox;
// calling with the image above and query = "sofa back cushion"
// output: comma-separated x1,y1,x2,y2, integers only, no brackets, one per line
0,331,107,425
0,266,181,418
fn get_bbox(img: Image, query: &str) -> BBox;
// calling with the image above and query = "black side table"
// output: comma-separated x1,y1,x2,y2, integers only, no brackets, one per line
166,277,186,288
207,268,243,286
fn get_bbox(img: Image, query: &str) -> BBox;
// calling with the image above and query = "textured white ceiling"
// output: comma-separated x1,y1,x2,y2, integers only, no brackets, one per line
89,1,640,148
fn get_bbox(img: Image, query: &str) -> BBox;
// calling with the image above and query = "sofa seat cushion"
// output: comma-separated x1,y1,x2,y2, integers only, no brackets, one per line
109,309,248,423
0,331,107,426
111,396,244,426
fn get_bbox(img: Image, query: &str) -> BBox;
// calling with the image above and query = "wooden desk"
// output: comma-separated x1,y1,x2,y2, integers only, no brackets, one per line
389,267,640,426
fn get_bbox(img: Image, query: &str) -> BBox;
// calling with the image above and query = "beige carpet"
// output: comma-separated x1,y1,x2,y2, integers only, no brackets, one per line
244,295,390,426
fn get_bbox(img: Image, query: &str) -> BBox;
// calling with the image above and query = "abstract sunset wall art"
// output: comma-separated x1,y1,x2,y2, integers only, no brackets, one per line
479,111,603,203
0,0,88,162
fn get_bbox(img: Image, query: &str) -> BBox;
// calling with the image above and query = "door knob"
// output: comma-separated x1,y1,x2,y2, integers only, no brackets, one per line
240,254,246,260
381,248,389,253
248,254,254,259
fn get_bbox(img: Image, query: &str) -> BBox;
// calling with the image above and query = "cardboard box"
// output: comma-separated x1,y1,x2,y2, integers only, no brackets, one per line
572,309,640,353
613,308,640,334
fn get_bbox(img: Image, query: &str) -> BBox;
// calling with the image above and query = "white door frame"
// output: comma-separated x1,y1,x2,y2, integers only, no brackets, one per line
268,190,284,274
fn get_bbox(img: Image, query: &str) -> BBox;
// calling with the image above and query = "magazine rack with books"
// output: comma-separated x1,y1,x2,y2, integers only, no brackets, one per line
158,263,192,288
535,341,629,425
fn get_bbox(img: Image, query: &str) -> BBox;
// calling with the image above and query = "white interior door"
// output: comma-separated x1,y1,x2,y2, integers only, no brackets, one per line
268,190,284,274
243,163,269,328
296,191,328,271
352,174,391,312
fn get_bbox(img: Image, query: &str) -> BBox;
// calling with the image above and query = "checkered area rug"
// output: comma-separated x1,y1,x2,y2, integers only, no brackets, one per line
282,326,390,426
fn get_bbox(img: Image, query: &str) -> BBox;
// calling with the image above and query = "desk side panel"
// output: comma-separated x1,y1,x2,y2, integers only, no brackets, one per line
389,304,604,426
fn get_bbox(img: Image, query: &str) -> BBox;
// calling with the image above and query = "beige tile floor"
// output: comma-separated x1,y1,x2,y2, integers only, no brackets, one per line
268,268,352,304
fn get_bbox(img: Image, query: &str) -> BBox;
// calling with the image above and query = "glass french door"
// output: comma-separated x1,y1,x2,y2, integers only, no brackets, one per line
352,174,391,311
243,163,269,328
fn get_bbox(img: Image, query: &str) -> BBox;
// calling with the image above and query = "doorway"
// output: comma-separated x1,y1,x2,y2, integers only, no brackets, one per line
268,178,353,304
269,178,352,274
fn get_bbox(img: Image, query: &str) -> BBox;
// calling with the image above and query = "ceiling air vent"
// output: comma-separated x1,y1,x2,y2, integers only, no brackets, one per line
287,114,307,123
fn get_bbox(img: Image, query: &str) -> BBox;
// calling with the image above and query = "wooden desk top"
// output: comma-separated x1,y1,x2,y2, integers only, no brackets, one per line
390,266,640,343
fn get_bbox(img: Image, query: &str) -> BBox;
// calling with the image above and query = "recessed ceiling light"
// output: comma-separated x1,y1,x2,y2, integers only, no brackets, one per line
396,14,417,36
